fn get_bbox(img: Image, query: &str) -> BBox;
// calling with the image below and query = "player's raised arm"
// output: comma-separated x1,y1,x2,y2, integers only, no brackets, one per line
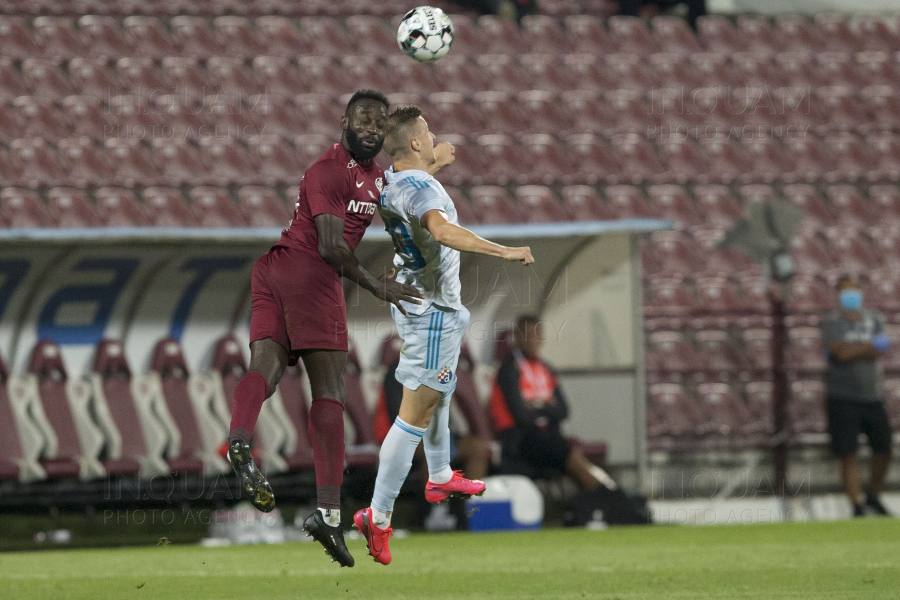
314,214,423,315
420,208,534,265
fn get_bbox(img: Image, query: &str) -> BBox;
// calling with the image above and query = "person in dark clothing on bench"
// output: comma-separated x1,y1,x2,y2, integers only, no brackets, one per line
490,314,606,490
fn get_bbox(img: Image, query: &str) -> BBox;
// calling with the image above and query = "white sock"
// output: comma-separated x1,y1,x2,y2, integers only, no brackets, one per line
318,507,341,527
425,392,453,484
371,417,425,527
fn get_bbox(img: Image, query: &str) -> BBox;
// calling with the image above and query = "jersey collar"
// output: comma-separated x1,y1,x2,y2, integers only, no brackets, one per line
385,167,430,183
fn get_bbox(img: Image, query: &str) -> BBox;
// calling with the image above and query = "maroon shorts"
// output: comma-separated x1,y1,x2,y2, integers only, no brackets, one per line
249,245,348,358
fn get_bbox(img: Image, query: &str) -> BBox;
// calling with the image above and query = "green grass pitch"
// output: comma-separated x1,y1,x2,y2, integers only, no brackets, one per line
1,519,898,600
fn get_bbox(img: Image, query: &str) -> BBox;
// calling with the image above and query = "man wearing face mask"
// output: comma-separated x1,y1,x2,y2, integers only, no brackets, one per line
821,275,893,517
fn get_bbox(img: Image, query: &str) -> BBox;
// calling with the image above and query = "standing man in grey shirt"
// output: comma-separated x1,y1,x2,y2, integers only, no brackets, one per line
821,274,893,517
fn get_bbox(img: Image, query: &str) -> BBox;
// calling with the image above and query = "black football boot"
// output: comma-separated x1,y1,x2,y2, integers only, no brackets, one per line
228,439,276,513
303,510,355,568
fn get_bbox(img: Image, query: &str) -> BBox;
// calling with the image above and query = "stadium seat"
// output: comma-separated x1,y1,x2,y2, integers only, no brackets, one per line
0,57,28,102
207,56,262,102
814,51,865,89
740,137,790,184
142,187,198,227
695,382,760,440
743,380,775,435
647,54,700,93
440,186,477,225
822,133,870,182
647,383,706,444
699,136,745,185
609,133,665,185
122,16,178,58
868,184,900,224
237,186,291,227
853,15,900,52
476,54,530,95
432,134,483,187
9,137,64,189
68,57,122,101
824,226,879,275
814,13,862,52
605,185,658,220
782,184,831,227
693,228,760,279
787,275,834,313
171,15,223,58
255,16,314,57
477,15,526,55
294,93,344,137
519,133,574,186
731,53,784,88
517,54,576,95
293,134,333,172
824,185,877,227
562,54,616,92
78,15,132,60
33,16,87,60
790,231,834,276
782,135,833,183
198,137,258,187
273,364,315,472
297,17,346,57
774,14,826,52
603,53,654,90
865,133,900,183
786,327,827,373
57,137,110,189
61,95,113,142
90,339,168,477
608,16,659,54
339,55,396,96
688,53,736,88
0,353,44,482
646,330,703,374
736,15,786,53
520,15,567,54
248,95,302,139
161,56,209,104
104,138,159,188
860,85,900,132
789,379,827,435
562,15,612,54
471,92,519,137
476,134,529,186
27,340,105,479
647,184,702,229
47,187,101,228
116,56,170,97
695,277,748,315
697,15,745,53
94,187,150,227
213,15,263,57
346,15,396,55
560,185,612,220
0,16,40,61
150,138,206,188
431,54,489,95
149,338,228,474
695,329,748,373
344,349,377,467
644,277,697,320
13,95,69,141
468,186,525,224
0,99,24,145
773,51,821,88
1,187,52,227
564,133,621,186
692,185,743,228
251,56,304,99
514,186,570,223
651,16,702,54
245,135,298,187
740,328,774,373
188,187,247,227
656,139,710,186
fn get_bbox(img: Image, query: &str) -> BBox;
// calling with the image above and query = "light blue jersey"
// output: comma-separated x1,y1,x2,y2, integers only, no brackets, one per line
379,167,462,316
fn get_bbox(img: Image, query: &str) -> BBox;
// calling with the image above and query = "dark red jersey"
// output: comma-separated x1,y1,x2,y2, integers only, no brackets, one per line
277,143,383,256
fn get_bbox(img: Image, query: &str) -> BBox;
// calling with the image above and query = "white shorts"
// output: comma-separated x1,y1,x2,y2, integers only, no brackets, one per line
392,304,470,395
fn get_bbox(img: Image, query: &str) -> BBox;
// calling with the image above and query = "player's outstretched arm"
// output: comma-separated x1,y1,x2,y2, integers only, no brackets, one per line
420,209,534,265
314,214,424,315
425,142,455,176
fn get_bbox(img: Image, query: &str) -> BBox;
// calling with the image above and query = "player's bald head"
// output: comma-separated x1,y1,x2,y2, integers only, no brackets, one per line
383,105,426,158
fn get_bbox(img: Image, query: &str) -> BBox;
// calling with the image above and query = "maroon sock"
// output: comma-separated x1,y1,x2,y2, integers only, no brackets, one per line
308,397,345,510
228,371,269,444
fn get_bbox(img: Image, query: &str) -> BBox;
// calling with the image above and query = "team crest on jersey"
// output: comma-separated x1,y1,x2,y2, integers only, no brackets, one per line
437,367,453,384
375,177,383,192
347,159,357,169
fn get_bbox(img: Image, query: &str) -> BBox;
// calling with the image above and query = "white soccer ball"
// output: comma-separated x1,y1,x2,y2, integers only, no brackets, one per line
397,6,454,63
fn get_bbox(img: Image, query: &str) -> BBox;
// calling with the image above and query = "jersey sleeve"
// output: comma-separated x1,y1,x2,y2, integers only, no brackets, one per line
305,159,348,218
405,185,446,223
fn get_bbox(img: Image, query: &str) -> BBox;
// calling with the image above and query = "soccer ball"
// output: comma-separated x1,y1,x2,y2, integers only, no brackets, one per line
397,6,454,63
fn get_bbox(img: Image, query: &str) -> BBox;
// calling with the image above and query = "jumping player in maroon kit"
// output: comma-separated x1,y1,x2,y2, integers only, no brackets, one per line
226,90,447,567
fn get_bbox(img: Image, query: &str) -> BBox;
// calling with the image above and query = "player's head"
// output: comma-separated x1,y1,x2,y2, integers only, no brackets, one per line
836,273,863,312
383,105,436,165
342,89,389,162
513,314,544,359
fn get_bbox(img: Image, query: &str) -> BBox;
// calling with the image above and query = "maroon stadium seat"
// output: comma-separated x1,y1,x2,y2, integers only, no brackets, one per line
471,91,521,136
298,17,346,57
647,54,700,91
869,185,900,224
741,328,774,372
814,14,862,53
213,16,263,58
61,95,113,142
884,379,900,430
608,15,659,54
150,339,207,473
207,56,262,102
116,56,169,97
295,93,344,137
788,275,834,313
1,188,53,227
68,57,122,101
255,16,314,57
47,187,101,228
782,135,833,183
171,15,224,58
656,138,710,186
476,54,530,95
514,186,570,223
344,348,377,467
442,186,478,226
744,380,775,435
774,14,826,52
152,138,207,188
786,327,827,373
647,184,702,229
426,92,482,140
9,137,64,189
519,134,573,186
652,16,702,54
854,15,900,52
252,56,304,98
246,135,299,187
430,54,489,95
78,15,131,60
736,15,786,53
647,330,703,374
238,186,291,227
476,134,528,186
198,137,258,187
695,277,748,315
865,133,900,183
561,15,611,54
57,137,110,189
605,185,657,219
695,382,759,439
560,185,613,220
824,226,879,275
821,133,869,182
814,51,865,88
0,57,29,103
783,184,832,227
790,231,834,276
13,95,68,141
339,55,395,95
276,364,314,471
610,133,665,185
142,187,198,227
562,54,616,92
560,90,608,136
161,56,208,104
740,137,791,185
347,15,397,55
477,15,526,55
789,379,827,435
250,95,304,139
603,53,654,90
694,228,760,279
688,52,736,88
188,187,247,228
0,98,24,145
0,16,40,61
104,138,159,189
293,134,333,172
644,277,697,320
861,85,900,132
647,383,707,444
695,329,748,372
468,186,525,224
0,353,35,480
854,51,899,88
697,15,745,53
28,341,91,479
91,339,153,476
123,16,178,59
94,187,150,227
517,54,575,94
692,184,742,228
774,51,821,88
564,133,621,186
33,16,86,60
825,185,877,227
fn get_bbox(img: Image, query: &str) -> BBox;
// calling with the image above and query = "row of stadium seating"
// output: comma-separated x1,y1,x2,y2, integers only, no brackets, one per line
6,183,900,234
6,51,900,101
2,13,899,62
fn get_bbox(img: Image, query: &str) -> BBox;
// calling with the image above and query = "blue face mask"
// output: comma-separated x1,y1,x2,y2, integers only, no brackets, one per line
840,289,863,311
